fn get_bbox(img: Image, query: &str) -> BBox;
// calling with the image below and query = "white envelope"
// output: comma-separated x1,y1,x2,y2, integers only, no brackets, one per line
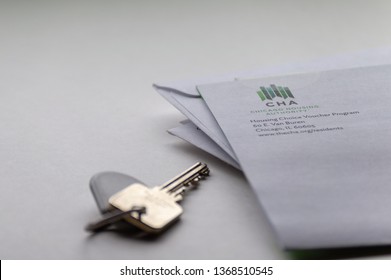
168,120,240,170
155,47,391,250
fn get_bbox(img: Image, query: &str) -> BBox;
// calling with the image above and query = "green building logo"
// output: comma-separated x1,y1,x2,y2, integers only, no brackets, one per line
257,84,294,101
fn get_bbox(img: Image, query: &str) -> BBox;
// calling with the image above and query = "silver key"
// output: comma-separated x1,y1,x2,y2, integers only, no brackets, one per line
86,162,209,233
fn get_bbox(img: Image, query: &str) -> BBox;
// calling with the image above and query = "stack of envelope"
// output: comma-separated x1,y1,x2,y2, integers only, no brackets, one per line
153,47,391,250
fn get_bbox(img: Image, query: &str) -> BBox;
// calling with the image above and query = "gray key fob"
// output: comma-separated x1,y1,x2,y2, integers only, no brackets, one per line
90,172,145,214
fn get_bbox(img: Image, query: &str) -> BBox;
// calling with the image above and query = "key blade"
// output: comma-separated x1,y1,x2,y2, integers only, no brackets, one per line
159,162,209,195
160,162,203,190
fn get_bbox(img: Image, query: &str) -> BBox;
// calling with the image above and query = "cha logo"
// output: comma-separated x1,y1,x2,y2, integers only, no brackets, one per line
257,84,298,107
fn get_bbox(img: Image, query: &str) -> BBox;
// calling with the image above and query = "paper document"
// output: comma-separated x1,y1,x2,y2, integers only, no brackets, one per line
198,64,391,249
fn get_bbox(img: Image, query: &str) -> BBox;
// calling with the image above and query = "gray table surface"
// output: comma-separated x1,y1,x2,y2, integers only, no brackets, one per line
2,0,391,259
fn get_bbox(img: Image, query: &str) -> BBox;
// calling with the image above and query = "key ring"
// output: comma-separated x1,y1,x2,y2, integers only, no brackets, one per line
86,206,146,232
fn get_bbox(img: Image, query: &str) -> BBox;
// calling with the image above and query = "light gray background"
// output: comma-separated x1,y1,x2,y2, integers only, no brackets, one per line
1,0,391,259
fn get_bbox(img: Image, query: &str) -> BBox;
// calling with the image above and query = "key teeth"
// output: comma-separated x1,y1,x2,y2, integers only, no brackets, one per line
201,168,210,177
